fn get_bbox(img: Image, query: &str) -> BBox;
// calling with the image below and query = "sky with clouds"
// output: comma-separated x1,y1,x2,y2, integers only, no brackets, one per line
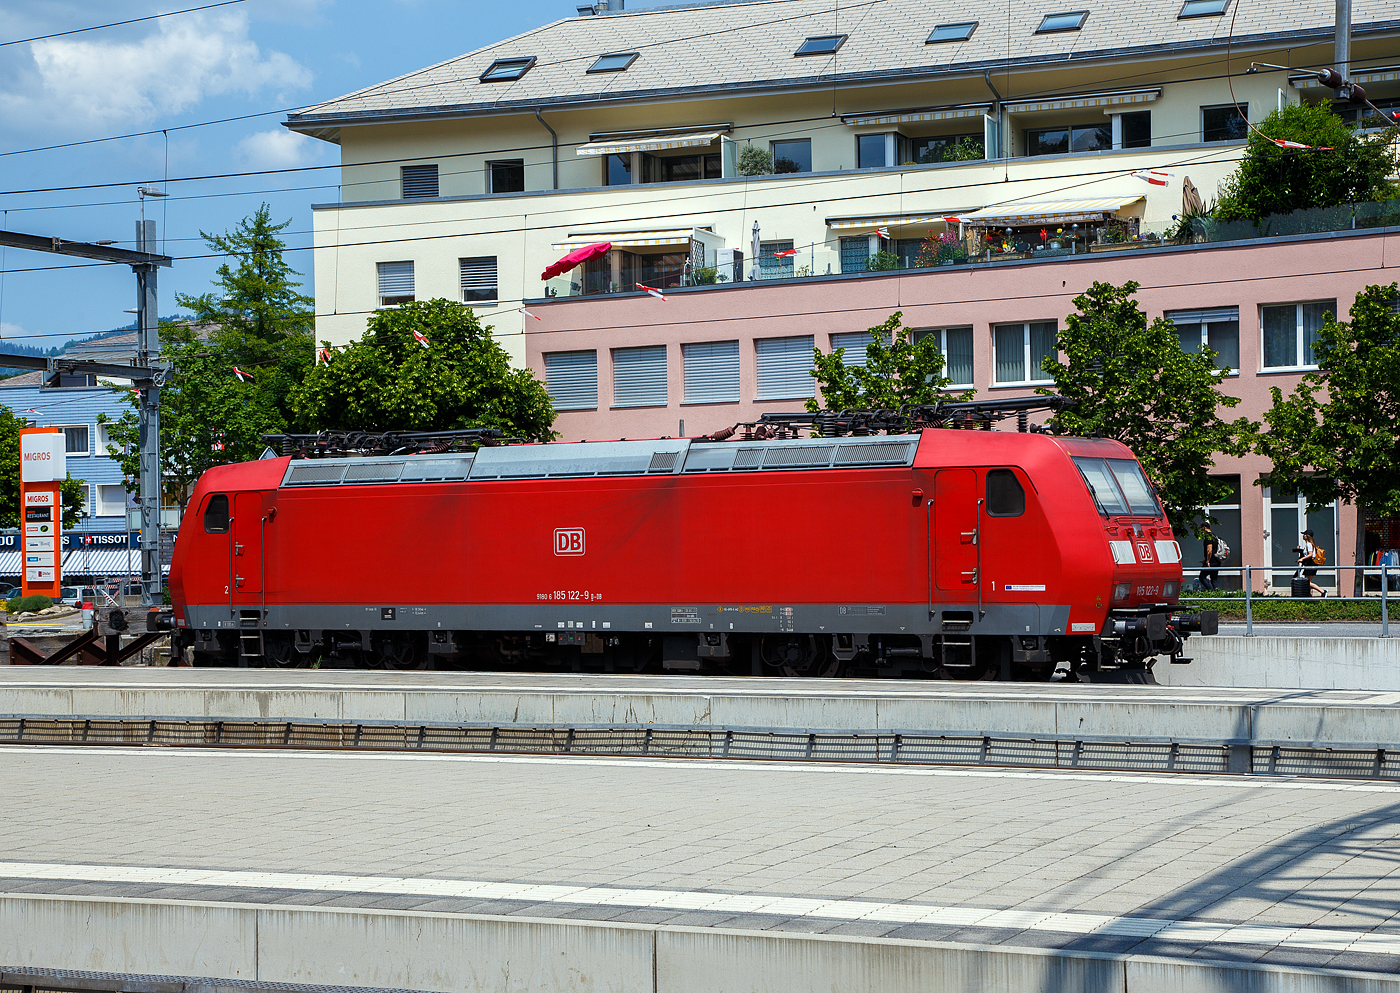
0,0,668,348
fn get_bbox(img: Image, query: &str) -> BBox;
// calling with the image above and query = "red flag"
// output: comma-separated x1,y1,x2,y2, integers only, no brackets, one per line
875,226,891,239
518,308,542,321
772,249,798,258
412,329,430,348
232,367,254,382
316,346,332,365
636,283,667,302
1273,138,1332,150
1132,169,1173,186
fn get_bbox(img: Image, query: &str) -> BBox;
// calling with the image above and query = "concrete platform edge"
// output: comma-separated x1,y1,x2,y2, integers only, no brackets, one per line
5,893,1400,993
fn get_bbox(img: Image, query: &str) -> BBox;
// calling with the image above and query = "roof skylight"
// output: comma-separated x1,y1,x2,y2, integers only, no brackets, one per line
588,52,639,73
927,21,978,43
1035,11,1088,32
480,57,536,83
795,35,848,56
1178,0,1228,16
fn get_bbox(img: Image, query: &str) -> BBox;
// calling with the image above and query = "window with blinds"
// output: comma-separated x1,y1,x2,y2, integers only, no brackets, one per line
758,240,794,279
544,351,598,410
839,236,870,274
459,257,498,303
1166,306,1239,370
830,330,888,367
756,335,815,399
612,346,667,408
377,261,415,306
682,340,740,404
401,164,438,199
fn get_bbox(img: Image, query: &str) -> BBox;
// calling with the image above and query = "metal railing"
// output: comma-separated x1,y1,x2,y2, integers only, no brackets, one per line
1179,564,1392,637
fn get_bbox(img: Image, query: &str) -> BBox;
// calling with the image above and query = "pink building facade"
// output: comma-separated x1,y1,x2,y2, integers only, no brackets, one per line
522,228,1400,590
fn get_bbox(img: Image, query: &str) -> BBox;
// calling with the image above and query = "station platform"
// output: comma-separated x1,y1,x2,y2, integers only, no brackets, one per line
2,667,1399,748
3,743,1400,992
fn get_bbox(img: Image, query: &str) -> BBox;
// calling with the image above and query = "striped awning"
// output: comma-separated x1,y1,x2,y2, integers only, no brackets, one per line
955,196,1145,226
551,228,699,251
826,213,968,231
576,131,724,156
1003,88,1161,114
0,548,159,578
841,104,992,127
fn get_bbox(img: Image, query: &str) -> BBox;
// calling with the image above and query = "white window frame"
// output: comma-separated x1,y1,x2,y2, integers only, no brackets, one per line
377,261,415,307
61,424,91,457
1166,307,1240,375
96,484,129,518
95,420,125,455
1262,485,1339,589
992,321,1057,386
459,256,498,304
1259,300,1333,372
914,327,975,388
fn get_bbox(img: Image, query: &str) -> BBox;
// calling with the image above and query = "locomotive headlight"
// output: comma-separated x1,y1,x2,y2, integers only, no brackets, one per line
1162,580,1179,599
1111,582,1131,603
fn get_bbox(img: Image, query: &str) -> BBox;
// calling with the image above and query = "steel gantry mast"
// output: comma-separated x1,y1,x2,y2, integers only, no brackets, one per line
0,225,173,606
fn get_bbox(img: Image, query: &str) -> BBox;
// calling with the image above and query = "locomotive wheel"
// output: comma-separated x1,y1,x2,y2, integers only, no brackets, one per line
263,635,306,669
373,636,429,670
761,636,843,678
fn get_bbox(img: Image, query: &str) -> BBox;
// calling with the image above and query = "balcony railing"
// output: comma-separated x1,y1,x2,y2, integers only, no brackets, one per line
535,201,1400,300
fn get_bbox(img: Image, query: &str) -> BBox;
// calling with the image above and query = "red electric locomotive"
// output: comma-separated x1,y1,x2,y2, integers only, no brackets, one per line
168,405,1215,679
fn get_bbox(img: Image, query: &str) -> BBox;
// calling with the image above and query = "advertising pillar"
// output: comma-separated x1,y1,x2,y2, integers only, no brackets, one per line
20,427,65,599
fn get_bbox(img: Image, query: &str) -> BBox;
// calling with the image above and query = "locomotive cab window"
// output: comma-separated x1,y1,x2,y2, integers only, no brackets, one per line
1072,458,1129,516
1107,459,1162,516
986,469,1025,516
203,494,230,533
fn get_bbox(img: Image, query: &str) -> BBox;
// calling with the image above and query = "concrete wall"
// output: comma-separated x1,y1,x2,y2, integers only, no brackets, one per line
1159,636,1400,691
6,895,1400,993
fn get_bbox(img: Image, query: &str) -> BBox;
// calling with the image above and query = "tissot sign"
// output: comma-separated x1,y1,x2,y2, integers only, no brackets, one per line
19,427,64,597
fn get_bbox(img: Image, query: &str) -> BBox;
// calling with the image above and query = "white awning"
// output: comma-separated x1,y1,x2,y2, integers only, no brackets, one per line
551,228,700,251
841,104,992,127
576,131,724,156
955,196,1145,226
827,213,967,231
1003,88,1161,114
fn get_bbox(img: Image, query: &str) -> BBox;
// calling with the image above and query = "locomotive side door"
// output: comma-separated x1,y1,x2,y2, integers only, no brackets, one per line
934,469,980,594
232,491,264,598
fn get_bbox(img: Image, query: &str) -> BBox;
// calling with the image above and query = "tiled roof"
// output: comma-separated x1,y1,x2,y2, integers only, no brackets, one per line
287,0,1398,130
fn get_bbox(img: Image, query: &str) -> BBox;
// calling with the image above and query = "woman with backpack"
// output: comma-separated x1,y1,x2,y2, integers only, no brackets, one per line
1298,528,1327,597
1200,526,1220,590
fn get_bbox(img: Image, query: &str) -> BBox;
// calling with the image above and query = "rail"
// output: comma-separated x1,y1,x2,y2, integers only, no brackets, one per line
1178,563,1391,638
1,715,1397,780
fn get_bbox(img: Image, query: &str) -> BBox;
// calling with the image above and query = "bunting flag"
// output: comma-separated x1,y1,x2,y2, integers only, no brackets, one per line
1273,138,1333,151
636,283,667,302
875,226,891,239
412,329,430,348
232,367,254,383
772,249,799,258
518,307,542,321
1133,169,1174,186
943,216,966,225
316,346,332,365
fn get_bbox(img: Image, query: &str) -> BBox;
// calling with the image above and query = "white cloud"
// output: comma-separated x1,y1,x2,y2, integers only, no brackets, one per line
235,128,323,170
0,11,313,135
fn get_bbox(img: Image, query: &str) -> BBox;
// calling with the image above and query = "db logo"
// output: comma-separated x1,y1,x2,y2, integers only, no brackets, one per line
1136,541,1154,561
554,528,585,556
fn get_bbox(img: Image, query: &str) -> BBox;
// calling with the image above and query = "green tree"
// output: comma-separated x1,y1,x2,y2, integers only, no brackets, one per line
1038,281,1255,533
1213,103,1399,222
290,299,556,441
100,205,314,509
807,311,972,412
1255,284,1400,588
0,407,87,528
737,145,772,176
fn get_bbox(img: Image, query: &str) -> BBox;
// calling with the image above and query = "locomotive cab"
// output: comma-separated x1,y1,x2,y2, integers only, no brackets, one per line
1067,447,1216,667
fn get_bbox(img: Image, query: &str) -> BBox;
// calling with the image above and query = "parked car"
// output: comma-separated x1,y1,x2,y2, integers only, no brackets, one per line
57,586,117,607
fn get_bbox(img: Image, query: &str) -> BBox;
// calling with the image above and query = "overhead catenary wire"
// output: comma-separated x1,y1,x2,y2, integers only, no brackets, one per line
0,0,250,49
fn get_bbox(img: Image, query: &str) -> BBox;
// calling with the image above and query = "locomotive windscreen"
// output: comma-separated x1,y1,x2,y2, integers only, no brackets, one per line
1073,457,1160,517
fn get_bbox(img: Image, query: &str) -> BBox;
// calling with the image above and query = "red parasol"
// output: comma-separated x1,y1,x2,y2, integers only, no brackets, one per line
541,241,612,281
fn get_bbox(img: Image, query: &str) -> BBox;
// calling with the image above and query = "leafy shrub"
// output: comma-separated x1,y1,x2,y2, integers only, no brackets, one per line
737,145,772,177
6,595,53,614
866,250,902,271
940,138,985,162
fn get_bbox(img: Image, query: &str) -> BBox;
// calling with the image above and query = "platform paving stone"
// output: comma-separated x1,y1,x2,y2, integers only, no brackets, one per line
3,744,1400,977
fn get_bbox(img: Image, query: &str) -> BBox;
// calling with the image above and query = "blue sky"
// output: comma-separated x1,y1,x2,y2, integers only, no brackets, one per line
0,0,668,350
